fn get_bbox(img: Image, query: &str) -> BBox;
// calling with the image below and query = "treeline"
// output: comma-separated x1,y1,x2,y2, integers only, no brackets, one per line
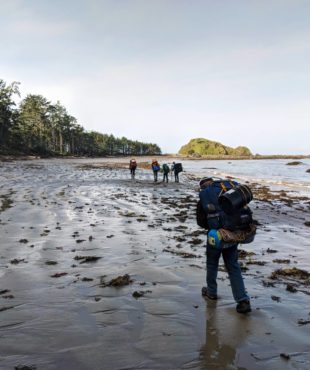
0,79,161,157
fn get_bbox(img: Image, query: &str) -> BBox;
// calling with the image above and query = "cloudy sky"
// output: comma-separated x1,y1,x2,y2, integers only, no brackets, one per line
1,0,309,154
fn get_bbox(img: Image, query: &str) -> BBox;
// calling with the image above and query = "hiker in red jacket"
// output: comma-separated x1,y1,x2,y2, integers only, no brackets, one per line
129,159,137,179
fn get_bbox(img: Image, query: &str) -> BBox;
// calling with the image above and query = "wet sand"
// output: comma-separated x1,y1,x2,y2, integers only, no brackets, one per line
0,157,309,370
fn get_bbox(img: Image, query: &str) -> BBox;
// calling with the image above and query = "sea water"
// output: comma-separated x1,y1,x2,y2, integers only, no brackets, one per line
183,158,310,196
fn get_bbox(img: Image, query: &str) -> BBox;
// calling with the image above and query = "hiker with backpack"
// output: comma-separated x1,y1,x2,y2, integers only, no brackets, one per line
171,162,183,182
129,159,137,179
197,177,256,314
151,159,160,182
162,163,170,183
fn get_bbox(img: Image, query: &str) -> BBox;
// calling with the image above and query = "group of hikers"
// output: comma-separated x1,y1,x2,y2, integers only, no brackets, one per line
129,158,183,182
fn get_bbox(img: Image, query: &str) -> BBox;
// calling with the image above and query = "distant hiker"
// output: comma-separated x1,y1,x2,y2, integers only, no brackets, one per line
171,162,183,182
197,177,256,314
129,159,137,179
151,159,160,182
162,163,170,183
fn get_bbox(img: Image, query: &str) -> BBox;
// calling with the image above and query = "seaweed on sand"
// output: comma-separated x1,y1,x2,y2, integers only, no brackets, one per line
270,267,310,283
162,248,202,258
0,193,14,213
74,256,102,264
101,274,133,287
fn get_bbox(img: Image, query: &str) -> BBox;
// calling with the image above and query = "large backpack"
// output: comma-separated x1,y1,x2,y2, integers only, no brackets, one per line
130,160,137,169
196,179,254,233
162,164,170,173
174,163,183,173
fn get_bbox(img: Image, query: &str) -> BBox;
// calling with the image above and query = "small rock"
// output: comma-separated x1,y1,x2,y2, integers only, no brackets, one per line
280,353,290,360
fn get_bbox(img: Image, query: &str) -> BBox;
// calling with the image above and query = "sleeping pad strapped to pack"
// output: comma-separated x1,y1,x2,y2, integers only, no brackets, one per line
196,179,256,244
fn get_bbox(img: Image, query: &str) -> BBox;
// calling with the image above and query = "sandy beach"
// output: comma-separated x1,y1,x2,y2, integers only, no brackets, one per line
0,157,309,370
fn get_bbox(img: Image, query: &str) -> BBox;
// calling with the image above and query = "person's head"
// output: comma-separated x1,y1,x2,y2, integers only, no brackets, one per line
199,177,213,189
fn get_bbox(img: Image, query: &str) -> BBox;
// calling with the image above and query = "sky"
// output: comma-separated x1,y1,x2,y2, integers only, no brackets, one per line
1,0,310,155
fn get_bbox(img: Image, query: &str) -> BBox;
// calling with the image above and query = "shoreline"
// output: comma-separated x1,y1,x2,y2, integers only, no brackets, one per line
1,153,310,162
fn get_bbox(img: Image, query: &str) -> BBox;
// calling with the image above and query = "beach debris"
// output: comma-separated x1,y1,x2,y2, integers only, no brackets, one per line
19,239,28,244
262,280,275,287
2,294,14,299
45,260,58,265
246,260,267,266
74,256,101,264
273,259,291,264
120,211,137,217
88,235,93,241
271,295,281,302
106,234,114,238
174,225,188,231
76,239,86,243
297,319,310,326
266,248,278,253
10,258,26,264
270,267,310,282
81,277,93,282
280,353,290,360
101,274,133,287
0,306,14,312
0,194,14,212
162,248,202,258
174,236,186,242
286,161,303,166
286,284,297,293
306,169,310,173
0,289,10,295
238,249,256,259
189,238,204,245
132,290,152,299
304,221,310,227
15,365,37,370
50,272,68,278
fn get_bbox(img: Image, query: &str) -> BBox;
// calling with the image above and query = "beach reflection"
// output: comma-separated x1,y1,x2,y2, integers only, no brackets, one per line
199,301,249,370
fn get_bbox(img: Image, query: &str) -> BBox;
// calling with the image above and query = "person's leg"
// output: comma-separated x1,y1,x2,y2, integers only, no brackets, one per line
222,245,250,303
206,244,222,297
176,172,179,182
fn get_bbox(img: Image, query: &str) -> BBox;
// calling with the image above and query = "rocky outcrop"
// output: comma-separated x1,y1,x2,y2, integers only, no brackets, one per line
178,138,252,156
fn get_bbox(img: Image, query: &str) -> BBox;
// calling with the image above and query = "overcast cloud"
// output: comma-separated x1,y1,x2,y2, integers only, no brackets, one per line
1,0,309,154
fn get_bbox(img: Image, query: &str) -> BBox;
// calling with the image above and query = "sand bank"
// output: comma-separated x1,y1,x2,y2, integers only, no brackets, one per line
0,158,309,370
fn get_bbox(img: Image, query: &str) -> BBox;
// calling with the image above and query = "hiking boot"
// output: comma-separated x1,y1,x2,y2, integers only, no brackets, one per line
236,300,251,314
201,287,217,300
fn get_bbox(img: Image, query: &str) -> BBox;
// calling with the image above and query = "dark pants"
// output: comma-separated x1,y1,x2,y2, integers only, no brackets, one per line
153,170,158,182
130,168,136,178
174,171,179,182
163,173,169,182
206,243,249,302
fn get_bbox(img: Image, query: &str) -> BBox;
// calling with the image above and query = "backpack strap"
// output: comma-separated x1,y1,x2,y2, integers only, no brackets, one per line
220,182,227,192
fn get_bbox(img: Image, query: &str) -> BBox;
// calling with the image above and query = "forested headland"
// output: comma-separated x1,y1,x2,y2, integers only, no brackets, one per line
0,79,161,157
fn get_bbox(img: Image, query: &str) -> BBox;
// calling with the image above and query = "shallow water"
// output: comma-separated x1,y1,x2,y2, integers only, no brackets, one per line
0,158,309,370
182,158,310,196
